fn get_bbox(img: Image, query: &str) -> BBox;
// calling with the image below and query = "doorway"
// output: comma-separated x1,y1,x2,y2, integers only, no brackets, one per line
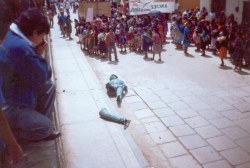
211,0,226,14
242,1,250,24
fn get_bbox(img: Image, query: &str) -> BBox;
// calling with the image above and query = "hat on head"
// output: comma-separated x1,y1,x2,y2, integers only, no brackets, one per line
110,74,118,80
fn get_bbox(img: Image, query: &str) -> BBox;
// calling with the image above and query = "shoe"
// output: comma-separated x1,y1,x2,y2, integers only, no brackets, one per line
117,95,122,104
158,59,162,62
30,131,61,142
115,59,119,61
124,119,131,129
42,131,61,141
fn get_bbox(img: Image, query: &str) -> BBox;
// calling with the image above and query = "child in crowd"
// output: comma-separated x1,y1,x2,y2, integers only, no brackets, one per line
152,28,162,61
216,31,228,67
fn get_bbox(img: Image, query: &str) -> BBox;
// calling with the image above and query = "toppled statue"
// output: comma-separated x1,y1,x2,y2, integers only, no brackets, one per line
106,74,128,105
99,108,131,129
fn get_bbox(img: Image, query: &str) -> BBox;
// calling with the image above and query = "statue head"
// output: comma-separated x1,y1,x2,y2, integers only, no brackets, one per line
110,74,118,81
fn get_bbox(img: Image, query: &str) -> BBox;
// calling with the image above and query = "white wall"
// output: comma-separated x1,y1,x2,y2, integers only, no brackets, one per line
225,0,243,23
200,0,244,24
200,0,211,11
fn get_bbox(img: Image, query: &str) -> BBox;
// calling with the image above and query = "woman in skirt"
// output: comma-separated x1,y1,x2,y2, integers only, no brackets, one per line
152,28,162,61
216,31,228,67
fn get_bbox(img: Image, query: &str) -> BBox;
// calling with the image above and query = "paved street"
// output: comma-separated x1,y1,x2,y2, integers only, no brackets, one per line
84,33,250,168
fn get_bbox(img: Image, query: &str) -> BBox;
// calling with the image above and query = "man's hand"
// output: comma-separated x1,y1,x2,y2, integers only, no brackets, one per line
35,40,48,55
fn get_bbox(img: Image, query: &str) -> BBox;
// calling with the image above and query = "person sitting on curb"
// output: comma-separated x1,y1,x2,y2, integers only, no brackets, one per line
1,8,60,143
106,74,128,105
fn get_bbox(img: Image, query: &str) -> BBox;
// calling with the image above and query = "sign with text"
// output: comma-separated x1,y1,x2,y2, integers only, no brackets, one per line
129,0,175,15
86,8,93,22
78,2,111,19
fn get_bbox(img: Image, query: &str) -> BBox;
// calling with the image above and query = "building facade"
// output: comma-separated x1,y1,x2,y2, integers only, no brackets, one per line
177,0,200,12
200,0,250,24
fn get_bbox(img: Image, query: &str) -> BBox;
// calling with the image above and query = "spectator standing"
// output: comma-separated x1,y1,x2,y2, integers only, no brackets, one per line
58,7,67,37
66,14,73,40
233,32,244,71
216,31,228,66
193,25,201,52
65,0,70,15
157,21,165,44
183,21,192,55
142,28,151,59
151,28,162,61
106,28,118,61
200,20,210,56
98,29,107,57
126,27,134,51
48,8,55,28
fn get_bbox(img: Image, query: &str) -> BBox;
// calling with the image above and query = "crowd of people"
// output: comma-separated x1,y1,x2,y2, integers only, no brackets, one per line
58,4,250,69
171,7,249,70
72,10,168,62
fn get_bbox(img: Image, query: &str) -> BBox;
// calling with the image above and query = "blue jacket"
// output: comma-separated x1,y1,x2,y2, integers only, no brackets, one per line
0,77,5,105
1,31,51,108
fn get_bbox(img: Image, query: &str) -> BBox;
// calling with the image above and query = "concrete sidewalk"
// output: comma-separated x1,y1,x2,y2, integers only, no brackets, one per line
50,21,148,168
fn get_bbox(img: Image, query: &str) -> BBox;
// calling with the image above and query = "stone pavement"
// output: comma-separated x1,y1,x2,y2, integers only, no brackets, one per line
85,32,250,168
49,17,148,168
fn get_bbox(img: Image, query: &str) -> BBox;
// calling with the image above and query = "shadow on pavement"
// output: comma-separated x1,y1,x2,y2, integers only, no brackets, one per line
234,70,249,75
155,60,164,64
219,65,233,70
201,54,212,58
185,53,195,58
108,61,119,65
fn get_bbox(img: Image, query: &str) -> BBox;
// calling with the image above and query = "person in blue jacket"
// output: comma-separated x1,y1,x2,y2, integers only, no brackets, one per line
183,20,192,55
1,8,60,143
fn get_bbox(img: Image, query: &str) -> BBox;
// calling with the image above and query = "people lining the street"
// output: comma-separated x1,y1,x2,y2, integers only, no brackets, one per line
57,3,249,69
